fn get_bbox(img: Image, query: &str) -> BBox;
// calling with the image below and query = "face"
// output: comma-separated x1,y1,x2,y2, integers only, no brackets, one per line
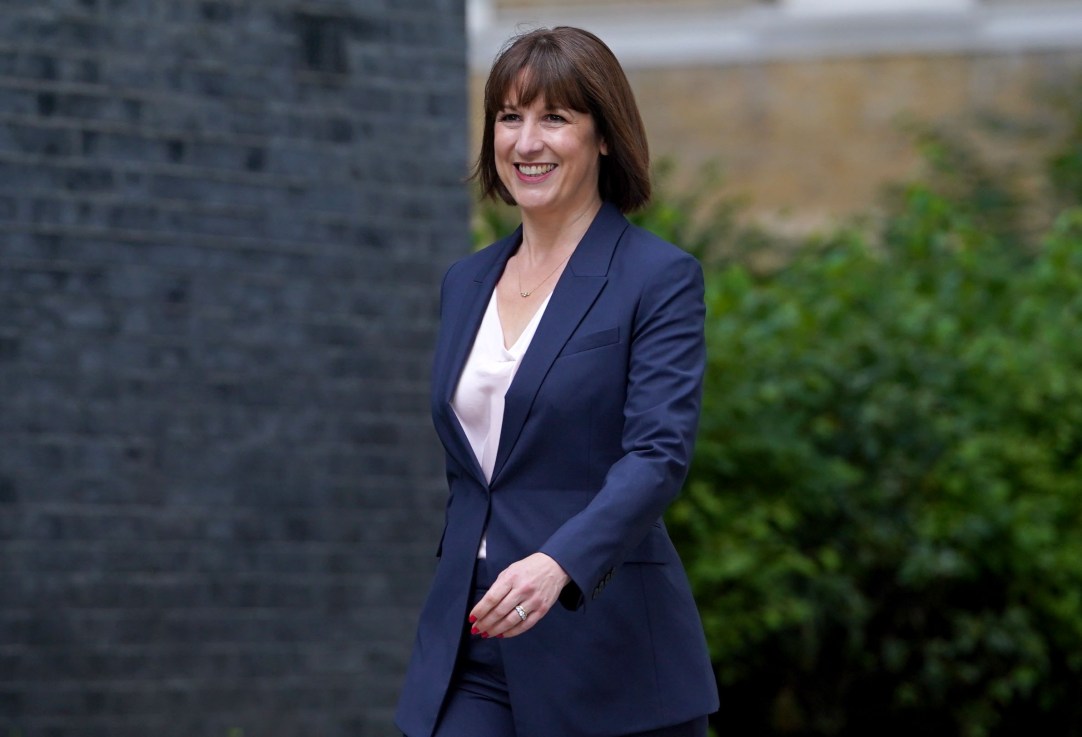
493,91,608,218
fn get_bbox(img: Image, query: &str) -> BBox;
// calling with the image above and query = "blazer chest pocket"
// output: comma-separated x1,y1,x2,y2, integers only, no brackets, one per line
561,327,620,357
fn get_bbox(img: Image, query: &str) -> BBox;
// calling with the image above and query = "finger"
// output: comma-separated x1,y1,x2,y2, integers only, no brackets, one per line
469,554,565,636
474,594,522,637
501,602,533,637
492,599,548,639
468,578,513,633
472,567,531,635
474,602,524,639
481,584,559,636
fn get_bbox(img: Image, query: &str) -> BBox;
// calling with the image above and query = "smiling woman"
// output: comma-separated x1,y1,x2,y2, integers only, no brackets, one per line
396,27,718,737
492,99,607,224
473,27,651,213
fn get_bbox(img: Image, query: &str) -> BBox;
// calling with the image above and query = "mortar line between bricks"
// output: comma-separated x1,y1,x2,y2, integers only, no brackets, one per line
5,321,437,341
0,109,399,154
0,29,464,70
0,508,440,525
0,259,428,301
0,648,396,666
1,4,462,37
0,502,440,520
0,510,439,525
0,362,432,387
0,568,410,583
0,141,315,188
0,675,370,690
0,500,421,522
0,222,364,255
0,303,433,338
0,254,332,279
0,532,430,547
0,312,433,341
0,204,441,238
0,0,455,24
3,187,261,218
0,392,430,413
0,255,106,273
0,145,447,200
0,186,373,225
0,73,449,123
0,482,439,506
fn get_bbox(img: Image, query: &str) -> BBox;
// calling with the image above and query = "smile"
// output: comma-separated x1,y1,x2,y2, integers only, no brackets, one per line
516,163,557,177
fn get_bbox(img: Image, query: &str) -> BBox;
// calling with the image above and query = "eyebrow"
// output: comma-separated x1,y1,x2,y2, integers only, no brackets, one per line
499,101,570,113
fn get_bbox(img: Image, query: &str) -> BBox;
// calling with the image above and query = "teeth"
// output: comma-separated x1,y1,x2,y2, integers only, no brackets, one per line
518,164,555,176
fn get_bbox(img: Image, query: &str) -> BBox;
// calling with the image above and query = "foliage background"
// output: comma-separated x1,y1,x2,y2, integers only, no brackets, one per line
471,82,1082,737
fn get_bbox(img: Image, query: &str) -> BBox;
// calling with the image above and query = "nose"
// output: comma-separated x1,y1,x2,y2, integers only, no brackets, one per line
515,120,543,157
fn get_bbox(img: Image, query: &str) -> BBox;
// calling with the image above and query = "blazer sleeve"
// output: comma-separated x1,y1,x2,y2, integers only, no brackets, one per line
538,250,707,609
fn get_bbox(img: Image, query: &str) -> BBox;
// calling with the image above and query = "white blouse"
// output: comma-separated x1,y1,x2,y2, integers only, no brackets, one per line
452,287,551,558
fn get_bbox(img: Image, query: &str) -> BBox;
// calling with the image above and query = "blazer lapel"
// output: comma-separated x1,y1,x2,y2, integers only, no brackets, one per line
433,227,520,488
440,230,519,405
489,203,628,485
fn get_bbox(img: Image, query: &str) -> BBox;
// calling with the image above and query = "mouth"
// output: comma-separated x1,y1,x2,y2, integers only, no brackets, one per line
515,163,557,179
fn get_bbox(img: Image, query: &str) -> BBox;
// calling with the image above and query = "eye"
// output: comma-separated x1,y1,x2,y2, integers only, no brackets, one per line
543,113,567,123
497,112,521,123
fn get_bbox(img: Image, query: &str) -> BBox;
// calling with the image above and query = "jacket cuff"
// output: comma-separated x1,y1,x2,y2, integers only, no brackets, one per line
557,580,584,610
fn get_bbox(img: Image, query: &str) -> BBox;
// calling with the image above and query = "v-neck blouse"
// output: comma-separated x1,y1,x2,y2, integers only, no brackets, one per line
452,287,552,557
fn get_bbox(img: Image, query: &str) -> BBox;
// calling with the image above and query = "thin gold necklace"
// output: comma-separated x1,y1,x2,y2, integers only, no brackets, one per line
517,249,572,298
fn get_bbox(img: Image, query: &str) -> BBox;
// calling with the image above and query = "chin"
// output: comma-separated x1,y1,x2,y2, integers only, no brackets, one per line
514,195,555,212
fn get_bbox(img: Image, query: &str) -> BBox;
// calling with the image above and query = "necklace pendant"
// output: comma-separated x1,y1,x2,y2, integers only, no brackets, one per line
519,290,531,298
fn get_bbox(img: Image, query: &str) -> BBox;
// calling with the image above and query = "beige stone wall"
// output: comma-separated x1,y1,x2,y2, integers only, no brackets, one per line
493,0,1037,13
495,0,754,9
469,49,1082,230
494,0,1028,7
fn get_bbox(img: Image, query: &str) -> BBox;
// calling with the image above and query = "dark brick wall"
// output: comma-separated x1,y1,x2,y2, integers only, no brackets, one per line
0,1,467,735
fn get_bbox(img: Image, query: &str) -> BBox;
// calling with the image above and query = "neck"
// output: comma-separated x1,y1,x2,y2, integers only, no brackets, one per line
518,198,603,264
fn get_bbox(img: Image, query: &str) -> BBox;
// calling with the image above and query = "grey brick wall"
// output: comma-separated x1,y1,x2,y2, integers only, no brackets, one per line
0,1,468,735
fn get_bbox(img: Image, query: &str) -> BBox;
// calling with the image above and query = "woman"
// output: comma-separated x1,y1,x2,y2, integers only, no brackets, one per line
396,26,719,737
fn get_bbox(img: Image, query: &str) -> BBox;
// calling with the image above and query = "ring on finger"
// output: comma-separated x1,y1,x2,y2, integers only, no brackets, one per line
514,604,528,622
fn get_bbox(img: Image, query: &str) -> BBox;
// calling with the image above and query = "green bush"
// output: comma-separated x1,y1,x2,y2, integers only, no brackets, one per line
666,120,1082,735
1050,91,1082,209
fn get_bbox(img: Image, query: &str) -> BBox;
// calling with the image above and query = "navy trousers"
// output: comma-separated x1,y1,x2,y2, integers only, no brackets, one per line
428,560,709,737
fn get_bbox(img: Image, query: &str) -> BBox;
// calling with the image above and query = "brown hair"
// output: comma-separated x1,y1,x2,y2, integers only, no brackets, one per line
471,26,651,213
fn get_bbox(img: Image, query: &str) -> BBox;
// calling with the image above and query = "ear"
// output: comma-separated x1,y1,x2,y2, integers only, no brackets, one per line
599,138,609,156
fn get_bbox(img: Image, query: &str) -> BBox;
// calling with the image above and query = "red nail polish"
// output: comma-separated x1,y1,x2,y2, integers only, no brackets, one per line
497,634,505,639
471,626,479,635
481,632,489,639
469,615,477,623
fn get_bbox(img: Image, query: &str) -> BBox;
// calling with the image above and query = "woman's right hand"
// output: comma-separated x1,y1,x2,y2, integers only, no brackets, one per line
467,552,571,639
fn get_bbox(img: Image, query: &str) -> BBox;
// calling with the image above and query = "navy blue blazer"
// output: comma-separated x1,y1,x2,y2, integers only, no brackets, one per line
396,203,719,737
